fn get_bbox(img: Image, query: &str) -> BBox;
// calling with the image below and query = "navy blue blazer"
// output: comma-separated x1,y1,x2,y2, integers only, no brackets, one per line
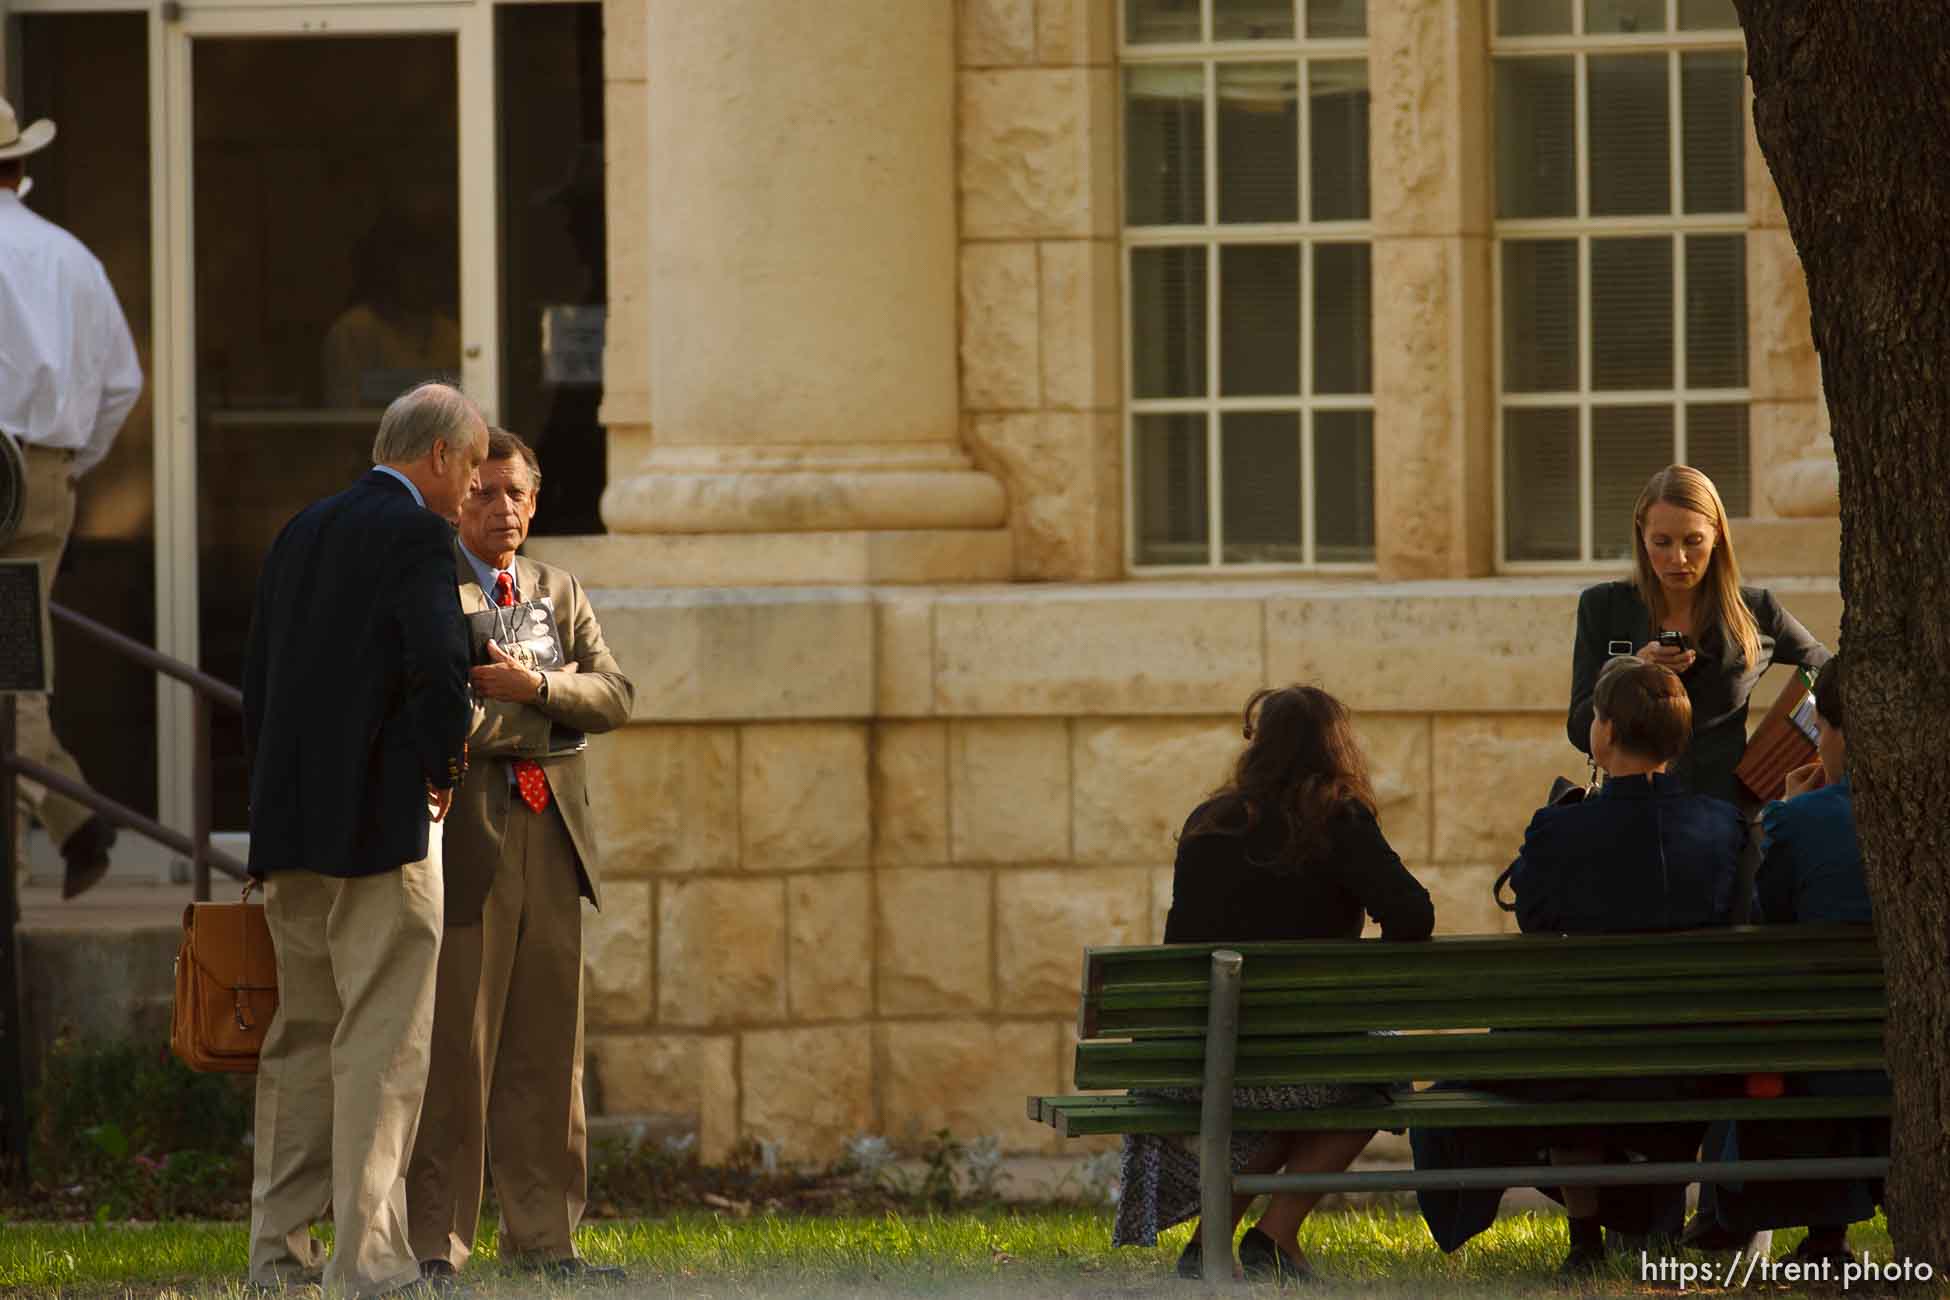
242,470,472,878
1509,771,1746,934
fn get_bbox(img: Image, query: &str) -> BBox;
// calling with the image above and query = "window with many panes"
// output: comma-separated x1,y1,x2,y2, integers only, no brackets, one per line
1122,0,1374,570
1496,0,1749,567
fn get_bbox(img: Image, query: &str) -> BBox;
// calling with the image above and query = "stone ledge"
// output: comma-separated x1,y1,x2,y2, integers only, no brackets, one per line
563,576,1842,722
581,586,878,721
527,530,1013,589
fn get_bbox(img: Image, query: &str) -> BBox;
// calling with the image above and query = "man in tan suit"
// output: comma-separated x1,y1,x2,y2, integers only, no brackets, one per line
407,428,633,1282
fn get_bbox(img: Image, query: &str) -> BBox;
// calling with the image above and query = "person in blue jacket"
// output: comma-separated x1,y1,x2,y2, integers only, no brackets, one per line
1414,658,1746,1273
1684,653,1886,1269
1513,656,1747,936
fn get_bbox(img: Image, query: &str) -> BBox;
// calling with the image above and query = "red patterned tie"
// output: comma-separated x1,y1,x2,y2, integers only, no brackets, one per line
493,572,553,814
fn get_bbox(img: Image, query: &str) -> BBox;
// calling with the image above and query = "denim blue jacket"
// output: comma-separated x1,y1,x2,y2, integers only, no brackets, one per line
1757,777,1871,924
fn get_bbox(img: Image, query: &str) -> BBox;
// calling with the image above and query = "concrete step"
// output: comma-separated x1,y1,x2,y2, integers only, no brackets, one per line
15,880,190,1085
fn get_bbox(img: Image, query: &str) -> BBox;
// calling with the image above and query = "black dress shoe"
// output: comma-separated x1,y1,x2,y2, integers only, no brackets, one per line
513,1256,626,1284
1680,1213,1757,1253
383,1267,464,1299
1789,1234,1854,1274
59,815,115,900
1558,1241,1609,1278
1239,1227,1313,1286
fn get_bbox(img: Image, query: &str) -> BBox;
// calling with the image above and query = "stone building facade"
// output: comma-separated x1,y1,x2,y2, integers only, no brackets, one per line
527,0,1843,1162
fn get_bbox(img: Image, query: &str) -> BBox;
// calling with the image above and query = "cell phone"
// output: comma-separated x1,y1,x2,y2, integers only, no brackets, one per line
1656,630,1692,652
1608,640,1634,656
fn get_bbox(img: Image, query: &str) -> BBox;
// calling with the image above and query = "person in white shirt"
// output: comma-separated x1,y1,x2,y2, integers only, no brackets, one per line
0,96,144,899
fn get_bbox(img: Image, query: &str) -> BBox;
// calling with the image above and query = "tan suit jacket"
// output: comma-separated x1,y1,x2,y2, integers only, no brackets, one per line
447,550,634,923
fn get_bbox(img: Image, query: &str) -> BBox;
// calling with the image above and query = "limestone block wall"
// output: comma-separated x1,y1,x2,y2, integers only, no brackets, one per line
955,0,1123,581
572,578,1842,1162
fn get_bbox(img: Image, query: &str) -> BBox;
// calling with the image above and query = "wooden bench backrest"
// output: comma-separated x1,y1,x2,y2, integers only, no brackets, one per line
1075,926,1886,1090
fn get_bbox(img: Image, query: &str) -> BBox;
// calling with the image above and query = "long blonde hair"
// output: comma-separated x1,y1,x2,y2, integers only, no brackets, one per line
1631,466,1760,670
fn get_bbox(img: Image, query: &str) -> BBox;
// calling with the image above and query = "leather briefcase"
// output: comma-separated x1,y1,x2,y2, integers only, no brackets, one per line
1734,666,1822,804
170,884,277,1073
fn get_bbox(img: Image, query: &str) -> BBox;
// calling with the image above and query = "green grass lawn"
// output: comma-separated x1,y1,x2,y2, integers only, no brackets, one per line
0,1206,1910,1298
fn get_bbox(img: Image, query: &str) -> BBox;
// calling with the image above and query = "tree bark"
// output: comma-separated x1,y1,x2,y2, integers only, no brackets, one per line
1733,0,1950,1269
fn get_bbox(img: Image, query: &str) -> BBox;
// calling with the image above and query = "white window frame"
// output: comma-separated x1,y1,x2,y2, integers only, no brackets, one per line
1120,1,1376,575
1492,0,1749,573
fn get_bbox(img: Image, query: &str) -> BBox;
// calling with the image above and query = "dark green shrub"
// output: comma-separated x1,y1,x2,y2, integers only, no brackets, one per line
28,1038,252,1219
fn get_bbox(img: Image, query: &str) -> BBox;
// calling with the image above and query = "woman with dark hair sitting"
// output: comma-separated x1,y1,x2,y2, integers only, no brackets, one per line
1414,660,1746,1272
1685,653,1888,1268
1112,685,1434,1284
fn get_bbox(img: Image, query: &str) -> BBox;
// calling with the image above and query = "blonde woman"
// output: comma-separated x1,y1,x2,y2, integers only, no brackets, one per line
1567,465,1830,808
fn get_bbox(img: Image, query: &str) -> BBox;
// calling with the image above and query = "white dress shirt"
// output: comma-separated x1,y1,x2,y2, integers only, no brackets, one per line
0,188,144,475
460,542,513,604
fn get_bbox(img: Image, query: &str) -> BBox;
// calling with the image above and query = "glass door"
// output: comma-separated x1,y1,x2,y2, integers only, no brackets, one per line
163,7,497,832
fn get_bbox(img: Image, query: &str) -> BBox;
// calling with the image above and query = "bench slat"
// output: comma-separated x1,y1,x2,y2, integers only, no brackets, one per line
1085,928,1875,982
1093,970,1884,1012
1090,985,1887,1037
1077,1040,1888,1088
1082,1020,1883,1059
1088,926,1875,970
1097,949,1879,992
1075,1021,1886,1085
1032,1090,1892,1137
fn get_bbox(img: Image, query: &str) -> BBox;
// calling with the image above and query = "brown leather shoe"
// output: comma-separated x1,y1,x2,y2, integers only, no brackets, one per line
59,815,115,900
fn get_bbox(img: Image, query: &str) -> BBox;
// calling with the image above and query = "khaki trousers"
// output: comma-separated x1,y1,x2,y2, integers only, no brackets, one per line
7,444,90,854
249,830,444,1298
408,799,586,1268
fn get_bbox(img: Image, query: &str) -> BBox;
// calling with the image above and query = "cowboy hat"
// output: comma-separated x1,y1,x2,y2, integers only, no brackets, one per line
0,97,56,162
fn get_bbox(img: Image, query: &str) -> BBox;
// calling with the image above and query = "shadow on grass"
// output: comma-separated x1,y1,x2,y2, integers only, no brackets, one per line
0,1206,1902,1300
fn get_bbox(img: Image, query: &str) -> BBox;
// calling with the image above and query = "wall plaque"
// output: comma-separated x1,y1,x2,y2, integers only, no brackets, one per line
0,561,50,695
541,304,606,387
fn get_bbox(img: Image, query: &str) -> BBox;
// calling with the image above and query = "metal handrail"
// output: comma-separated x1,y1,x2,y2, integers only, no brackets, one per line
4,754,246,884
50,603,242,712
0,600,248,1191
3,601,244,899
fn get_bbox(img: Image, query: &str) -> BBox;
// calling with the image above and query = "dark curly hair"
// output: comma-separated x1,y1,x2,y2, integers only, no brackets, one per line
1182,685,1377,866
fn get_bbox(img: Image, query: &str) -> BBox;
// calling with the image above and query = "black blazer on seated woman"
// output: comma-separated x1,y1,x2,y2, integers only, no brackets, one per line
1508,771,1747,934
1164,797,1434,944
1568,581,1829,805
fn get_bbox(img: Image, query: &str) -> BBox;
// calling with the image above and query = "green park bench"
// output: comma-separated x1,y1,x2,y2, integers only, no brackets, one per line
1028,926,1890,1284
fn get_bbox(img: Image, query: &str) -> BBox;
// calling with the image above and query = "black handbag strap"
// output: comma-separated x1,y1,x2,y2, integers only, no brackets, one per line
1492,864,1517,913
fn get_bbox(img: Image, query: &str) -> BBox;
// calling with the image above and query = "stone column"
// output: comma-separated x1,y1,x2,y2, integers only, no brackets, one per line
1368,0,1496,580
590,0,1011,587
1737,105,1838,575
599,0,651,461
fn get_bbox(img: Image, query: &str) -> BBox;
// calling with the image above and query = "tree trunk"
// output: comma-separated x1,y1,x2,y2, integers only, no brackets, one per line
1733,0,1950,1269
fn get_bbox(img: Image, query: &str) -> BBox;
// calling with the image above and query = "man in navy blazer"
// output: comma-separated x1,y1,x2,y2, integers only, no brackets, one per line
241,381,485,1299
